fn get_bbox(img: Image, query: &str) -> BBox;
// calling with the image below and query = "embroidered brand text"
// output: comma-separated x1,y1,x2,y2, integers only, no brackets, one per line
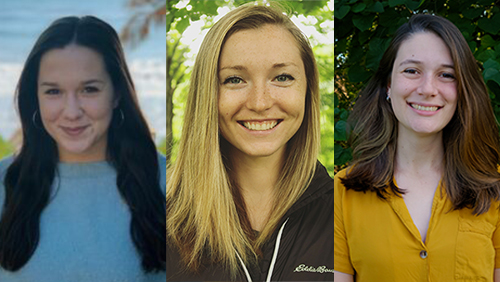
293,264,334,274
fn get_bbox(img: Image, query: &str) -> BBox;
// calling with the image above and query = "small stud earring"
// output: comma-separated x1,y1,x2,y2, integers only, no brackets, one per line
386,93,391,102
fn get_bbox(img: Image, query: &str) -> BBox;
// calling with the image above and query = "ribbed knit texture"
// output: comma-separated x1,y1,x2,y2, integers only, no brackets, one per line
0,154,166,282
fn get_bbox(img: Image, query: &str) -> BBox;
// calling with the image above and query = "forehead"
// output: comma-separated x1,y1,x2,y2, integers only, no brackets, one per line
395,32,453,64
38,45,108,80
219,24,302,67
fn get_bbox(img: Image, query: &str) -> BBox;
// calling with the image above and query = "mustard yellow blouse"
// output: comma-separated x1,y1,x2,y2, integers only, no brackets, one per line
334,168,500,281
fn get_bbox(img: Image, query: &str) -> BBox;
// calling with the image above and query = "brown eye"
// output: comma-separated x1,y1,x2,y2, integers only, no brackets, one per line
403,69,418,74
441,73,455,80
83,86,99,93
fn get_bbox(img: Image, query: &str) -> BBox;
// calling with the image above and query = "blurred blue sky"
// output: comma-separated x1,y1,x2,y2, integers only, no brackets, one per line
0,0,166,140
0,0,166,62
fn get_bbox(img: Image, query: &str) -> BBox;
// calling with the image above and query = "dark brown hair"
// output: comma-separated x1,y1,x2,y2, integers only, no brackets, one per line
0,16,165,272
342,14,500,215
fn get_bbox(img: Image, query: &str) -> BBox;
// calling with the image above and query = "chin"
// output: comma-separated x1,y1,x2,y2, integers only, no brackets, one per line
244,147,283,158
414,129,442,135
61,143,92,155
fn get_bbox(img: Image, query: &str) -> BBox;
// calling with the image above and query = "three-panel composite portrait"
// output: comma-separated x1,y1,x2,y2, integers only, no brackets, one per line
3,0,499,281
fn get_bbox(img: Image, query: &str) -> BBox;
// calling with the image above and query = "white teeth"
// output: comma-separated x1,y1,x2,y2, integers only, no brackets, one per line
242,120,278,131
411,104,439,111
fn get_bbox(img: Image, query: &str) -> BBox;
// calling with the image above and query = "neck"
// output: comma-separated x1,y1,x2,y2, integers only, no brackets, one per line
229,147,285,231
395,127,444,174
230,149,284,197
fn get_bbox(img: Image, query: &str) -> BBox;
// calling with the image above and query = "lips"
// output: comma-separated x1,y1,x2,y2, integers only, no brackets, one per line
238,119,282,131
60,125,89,136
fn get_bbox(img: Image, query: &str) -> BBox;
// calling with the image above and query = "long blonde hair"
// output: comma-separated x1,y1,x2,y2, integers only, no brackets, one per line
167,2,320,276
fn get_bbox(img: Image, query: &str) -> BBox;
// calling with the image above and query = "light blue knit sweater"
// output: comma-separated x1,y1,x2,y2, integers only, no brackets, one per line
0,154,166,282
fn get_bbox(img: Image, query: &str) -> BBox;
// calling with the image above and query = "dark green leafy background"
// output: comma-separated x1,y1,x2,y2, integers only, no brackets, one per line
334,0,500,173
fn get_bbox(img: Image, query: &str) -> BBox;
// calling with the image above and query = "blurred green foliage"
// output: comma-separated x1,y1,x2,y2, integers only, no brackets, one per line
0,135,14,160
334,0,500,173
168,0,334,175
158,138,167,156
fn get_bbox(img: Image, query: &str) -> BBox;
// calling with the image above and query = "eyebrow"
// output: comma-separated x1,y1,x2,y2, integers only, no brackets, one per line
219,65,247,71
272,62,298,68
399,59,454,69
219,62,298,71
39,79,105,87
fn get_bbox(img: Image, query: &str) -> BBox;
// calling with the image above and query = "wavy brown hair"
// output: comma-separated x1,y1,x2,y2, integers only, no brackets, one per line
341,14,500,215
167,2,320,276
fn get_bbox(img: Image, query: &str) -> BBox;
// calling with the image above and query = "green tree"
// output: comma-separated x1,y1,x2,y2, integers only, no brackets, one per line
167,0,224,164
167,32,189,164
334,0,500,173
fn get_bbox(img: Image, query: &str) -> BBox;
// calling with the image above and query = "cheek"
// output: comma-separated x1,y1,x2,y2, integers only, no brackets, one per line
445,84,458,104
218,91,238,118
84,99,114,120
218,101,227,117
39,100,63,122
279,88,306,117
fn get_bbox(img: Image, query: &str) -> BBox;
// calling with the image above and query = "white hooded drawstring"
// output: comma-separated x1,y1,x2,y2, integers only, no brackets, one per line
236,252,252,282
237,218,290,282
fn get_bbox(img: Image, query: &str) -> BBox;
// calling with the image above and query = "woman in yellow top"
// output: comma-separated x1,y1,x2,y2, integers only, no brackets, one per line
334,14,500,281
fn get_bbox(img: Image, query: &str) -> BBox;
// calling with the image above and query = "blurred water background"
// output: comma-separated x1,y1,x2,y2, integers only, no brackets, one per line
0,0,166,142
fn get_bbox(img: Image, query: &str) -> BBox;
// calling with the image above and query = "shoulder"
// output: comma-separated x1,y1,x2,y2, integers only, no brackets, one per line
0,154,14,174
0,155,15,210
334,167,348,181
334,167,348,196
334,167,378,203
311,162,334,192
274,163,334,280
157,153,166,169
0,154,15,185
287,161,334,234
167,240,235,281
293,162,333,211
157,153,166,193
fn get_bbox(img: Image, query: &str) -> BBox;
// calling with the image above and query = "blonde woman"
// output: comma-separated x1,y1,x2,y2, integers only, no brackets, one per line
167,3,334,281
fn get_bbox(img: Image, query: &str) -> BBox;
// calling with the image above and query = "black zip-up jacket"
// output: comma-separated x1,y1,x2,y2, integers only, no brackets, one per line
167,162,334,281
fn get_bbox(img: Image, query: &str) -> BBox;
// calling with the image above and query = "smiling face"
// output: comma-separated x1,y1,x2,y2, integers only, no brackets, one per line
389,31,458,138
218,24,307,161
37,44,116,163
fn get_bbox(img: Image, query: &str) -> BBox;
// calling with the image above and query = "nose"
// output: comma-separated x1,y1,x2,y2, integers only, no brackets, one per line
62,93,84,120
418,74,438,97
246,82,272,112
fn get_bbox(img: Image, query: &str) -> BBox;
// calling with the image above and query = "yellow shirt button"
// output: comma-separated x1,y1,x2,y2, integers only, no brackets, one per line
420,250,428,259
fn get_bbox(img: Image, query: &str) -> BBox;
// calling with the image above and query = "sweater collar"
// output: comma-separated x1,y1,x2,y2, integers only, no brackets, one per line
56,160,115,178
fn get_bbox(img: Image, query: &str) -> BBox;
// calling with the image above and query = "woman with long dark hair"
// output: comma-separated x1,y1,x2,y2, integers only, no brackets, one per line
0,16,165,281
335,14,500,281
